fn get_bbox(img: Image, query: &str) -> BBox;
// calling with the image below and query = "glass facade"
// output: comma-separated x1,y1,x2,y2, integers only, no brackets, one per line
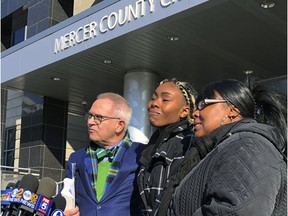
0,0,96,184
1,0,74,50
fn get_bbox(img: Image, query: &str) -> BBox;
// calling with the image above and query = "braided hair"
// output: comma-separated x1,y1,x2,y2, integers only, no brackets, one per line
159,78,198,124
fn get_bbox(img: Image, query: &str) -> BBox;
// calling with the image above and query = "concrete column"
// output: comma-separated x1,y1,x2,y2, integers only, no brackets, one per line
123,70,159,144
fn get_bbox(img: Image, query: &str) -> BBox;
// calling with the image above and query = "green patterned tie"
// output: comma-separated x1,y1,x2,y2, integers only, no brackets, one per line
96,147,118,162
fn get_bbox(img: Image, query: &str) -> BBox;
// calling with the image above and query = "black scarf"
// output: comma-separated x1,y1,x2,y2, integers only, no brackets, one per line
140,119,191,168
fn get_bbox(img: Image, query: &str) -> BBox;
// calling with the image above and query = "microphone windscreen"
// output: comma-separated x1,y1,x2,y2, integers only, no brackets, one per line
15,180,21,188
5,182,16,189
19,174,39,192
36,177,57,198
52,195,66,211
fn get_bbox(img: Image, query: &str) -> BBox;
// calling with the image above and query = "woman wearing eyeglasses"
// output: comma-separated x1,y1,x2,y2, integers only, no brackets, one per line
166,79,287,216
137,78,198,215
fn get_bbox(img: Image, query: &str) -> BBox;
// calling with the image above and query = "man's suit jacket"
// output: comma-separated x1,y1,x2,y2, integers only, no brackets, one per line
65,142,145,216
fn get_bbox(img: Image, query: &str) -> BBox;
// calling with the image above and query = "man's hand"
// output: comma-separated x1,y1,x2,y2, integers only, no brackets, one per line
64,206,80,216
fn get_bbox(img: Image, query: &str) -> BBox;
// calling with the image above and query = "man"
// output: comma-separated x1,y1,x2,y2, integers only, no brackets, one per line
64,92,144,216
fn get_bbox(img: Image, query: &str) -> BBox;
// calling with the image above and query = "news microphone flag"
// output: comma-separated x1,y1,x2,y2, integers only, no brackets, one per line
1,188,13,206
1,188,14,216
8,187,53,216
5,175,57,216
2,174,39,216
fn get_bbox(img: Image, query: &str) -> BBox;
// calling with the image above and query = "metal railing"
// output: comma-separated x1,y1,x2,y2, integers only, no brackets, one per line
0,165,40,190
0,166,64,195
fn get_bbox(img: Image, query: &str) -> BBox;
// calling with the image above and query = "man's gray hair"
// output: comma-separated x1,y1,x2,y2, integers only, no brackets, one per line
97,92,132,130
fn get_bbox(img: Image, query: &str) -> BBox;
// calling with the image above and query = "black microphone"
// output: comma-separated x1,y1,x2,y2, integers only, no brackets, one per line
14,176,57,216
1,182,16,215
32,177,56,216
19,174,39,193
6,182,16,189
1,180,22,216
3,174,39,216
11,174,39,216
48,195,66,216
15,180,22,188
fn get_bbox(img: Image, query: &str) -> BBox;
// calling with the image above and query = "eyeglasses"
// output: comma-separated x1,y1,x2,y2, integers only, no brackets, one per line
196,99,227,111
85,113,120,123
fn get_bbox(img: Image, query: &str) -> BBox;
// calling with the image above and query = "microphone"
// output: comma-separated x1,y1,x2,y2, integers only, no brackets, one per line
6,182,16,189
19,174,39,193
11,174,39,216
1,180,22,216
49,195,66,216
35,177,56,199
32,177,56,216
1,182,16,215
3,174,39,216
12,176,57,216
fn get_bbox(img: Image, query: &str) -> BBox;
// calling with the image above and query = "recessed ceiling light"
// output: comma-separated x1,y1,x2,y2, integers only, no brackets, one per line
51,77,61,81
260,0,275,8
103,59,112,64
168,35,180,41
243,70,253,75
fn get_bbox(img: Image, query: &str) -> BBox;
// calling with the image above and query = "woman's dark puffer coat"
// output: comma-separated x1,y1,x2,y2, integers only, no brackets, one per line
169,119,287,216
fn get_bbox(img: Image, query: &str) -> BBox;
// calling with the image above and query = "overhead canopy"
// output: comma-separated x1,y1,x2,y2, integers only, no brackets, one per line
1,0,286,114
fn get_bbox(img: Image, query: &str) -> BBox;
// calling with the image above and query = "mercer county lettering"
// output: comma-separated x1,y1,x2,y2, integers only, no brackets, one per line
54,0,179,53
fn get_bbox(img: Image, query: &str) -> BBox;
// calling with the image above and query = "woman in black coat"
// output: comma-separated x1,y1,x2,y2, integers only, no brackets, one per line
137,78,198,215
167,79,287,216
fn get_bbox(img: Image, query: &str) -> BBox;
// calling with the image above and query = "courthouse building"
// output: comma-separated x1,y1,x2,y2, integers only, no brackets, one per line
1,0,287,183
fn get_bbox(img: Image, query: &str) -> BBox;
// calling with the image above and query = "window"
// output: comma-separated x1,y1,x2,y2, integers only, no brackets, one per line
58,0,74,17
3,127,16,167
12,26,27,45
1,7,27,50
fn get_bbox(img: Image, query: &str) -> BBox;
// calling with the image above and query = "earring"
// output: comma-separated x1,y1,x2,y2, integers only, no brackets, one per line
220,115,228,126
229,116,233,122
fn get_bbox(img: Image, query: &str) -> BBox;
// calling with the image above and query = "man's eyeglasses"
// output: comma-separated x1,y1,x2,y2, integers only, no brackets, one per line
196,99,227,111
85,113,120,123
